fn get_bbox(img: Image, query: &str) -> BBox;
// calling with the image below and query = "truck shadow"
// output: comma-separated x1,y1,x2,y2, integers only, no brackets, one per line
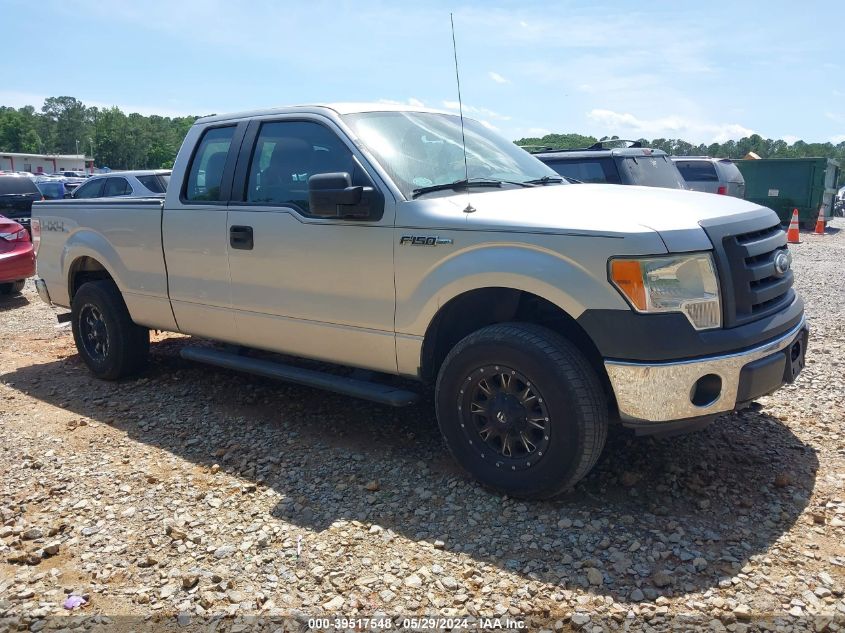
2,337,819,603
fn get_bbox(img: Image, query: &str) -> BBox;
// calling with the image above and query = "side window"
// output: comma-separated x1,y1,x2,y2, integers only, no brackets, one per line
103,177,132,197
73,178,105,199
137,175,165,193
185,126,236,201
245,120,356,212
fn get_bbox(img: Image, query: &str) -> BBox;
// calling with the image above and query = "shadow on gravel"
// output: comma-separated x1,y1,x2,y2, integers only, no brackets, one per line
0,294,29,312
3,337,819,603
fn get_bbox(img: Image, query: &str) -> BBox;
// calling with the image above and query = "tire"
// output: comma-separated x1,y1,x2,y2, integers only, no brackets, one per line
435,323,608,499
0,280,25,295
71,280,149,379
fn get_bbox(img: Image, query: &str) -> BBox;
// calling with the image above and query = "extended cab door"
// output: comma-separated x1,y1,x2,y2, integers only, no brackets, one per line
162,122,247,340
224,116,397,373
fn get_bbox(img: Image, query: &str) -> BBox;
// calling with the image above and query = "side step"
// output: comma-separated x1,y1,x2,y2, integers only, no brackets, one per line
180,346,420,407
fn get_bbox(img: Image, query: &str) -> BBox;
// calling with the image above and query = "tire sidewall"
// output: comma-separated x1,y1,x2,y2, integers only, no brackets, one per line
436,333,594,497
71,285,124,378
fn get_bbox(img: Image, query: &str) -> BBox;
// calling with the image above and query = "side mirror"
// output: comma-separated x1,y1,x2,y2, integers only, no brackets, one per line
308,172,371,219
63,192,73,199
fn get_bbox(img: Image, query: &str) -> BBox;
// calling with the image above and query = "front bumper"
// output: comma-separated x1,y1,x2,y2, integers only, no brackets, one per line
605,316,808,425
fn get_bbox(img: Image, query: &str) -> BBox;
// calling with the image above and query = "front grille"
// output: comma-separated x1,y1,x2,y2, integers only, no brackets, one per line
704,218,794,327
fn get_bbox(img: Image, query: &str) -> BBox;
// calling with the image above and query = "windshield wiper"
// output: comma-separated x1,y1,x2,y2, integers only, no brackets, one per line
411,178,534,199
523,175,565,185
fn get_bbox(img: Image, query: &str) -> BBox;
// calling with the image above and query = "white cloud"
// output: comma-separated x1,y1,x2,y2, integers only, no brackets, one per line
488,71,509,84
832,135,845,144
441,101,510,121
587,109,755,144
782,135,800,145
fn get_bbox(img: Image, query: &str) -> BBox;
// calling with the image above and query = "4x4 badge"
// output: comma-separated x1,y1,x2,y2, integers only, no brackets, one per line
399,236,453,246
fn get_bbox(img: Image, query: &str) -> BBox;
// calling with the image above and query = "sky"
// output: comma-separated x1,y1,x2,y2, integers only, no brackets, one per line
2,0,843,145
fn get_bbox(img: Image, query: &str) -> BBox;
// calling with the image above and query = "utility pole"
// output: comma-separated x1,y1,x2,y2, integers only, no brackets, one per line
75,139,79,155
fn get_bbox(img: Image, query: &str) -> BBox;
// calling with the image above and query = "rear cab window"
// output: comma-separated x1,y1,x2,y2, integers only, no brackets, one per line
185,126,236,201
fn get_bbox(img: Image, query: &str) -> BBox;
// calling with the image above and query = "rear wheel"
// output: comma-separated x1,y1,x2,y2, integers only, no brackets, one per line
71,280,149,379
435,323,608,499
0,280,25,295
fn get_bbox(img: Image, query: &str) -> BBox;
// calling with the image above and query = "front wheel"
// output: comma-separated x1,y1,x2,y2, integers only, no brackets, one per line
435,323,608,499
71,280,149,379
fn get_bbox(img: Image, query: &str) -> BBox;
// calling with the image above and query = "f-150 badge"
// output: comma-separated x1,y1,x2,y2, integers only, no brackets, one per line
399,235,453,246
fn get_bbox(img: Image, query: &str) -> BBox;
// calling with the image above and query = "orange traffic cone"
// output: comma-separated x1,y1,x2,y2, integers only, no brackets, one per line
814,206,826,235
787,209,800,244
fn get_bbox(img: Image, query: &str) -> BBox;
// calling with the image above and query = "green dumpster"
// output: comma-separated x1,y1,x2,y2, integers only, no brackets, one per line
733,157,841,227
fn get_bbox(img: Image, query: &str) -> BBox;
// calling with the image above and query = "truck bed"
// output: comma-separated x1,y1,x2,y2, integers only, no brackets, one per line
32,198,175,329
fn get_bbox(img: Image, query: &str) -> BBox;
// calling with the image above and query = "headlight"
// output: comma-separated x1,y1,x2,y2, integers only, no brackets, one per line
609,253,721,330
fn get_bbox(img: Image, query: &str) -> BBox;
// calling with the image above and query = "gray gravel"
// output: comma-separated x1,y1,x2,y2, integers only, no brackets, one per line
1,220,844,631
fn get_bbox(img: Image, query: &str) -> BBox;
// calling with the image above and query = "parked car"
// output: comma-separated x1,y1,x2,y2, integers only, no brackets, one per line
531,141,688,190
0,175,42,231
70,170,171,199
33,103,806,499
0,215,35,295
672,157,746,197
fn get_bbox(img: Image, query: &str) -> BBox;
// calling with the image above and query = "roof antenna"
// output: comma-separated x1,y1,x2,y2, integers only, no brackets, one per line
451,13,475,214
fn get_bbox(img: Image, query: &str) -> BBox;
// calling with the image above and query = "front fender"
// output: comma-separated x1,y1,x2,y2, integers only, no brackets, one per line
395,237,644,337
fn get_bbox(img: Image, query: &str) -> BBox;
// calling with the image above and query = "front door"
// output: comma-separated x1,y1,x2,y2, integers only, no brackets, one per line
225,117,397,373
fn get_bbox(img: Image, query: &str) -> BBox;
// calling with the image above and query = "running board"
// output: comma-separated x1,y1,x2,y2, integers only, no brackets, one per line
180,346,419,407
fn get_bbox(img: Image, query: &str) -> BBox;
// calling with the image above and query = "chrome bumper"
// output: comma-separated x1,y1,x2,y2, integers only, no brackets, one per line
605,317,808,423
34,278,52,305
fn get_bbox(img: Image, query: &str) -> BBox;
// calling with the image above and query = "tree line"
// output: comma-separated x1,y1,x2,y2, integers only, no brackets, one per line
1,97,843,176
0,97,199,170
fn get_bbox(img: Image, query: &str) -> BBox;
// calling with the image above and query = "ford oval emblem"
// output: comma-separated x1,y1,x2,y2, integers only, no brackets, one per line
774,250,791,276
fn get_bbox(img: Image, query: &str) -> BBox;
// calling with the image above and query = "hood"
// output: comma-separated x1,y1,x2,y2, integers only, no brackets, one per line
426,183,778,252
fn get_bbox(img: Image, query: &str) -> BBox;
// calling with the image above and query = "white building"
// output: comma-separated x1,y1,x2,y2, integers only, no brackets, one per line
0,152,95,175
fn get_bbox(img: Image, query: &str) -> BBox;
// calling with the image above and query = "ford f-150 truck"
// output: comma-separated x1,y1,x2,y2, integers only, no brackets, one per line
31,103,808,498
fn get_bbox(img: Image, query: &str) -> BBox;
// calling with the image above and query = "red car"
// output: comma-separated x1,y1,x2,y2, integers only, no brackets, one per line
0,215,35,295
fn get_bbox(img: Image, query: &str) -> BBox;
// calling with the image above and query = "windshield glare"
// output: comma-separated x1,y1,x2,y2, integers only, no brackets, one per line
343,111,561,198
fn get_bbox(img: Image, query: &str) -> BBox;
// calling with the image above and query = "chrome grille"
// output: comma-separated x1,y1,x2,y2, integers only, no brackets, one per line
704,218,794,327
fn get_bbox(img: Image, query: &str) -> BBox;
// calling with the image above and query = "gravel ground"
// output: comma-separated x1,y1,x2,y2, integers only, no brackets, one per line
1,221,843,632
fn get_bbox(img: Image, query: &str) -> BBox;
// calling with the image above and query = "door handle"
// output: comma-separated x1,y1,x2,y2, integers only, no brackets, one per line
230,225,253,250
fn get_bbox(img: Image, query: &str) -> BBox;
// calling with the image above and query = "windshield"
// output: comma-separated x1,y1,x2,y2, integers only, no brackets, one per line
343,111,561,198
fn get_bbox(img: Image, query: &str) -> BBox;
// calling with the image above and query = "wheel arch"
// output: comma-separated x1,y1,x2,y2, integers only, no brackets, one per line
419,286,616,416
67,255,116,302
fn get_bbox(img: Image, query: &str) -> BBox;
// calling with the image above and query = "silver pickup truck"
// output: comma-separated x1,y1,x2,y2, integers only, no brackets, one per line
31,103,808,498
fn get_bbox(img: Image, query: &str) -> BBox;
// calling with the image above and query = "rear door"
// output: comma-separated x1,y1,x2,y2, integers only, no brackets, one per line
224,115,397,373
162,122,247,340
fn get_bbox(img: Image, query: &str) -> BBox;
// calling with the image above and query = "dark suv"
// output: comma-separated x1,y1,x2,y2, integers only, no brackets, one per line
531,141,688,190
0,176,42,231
